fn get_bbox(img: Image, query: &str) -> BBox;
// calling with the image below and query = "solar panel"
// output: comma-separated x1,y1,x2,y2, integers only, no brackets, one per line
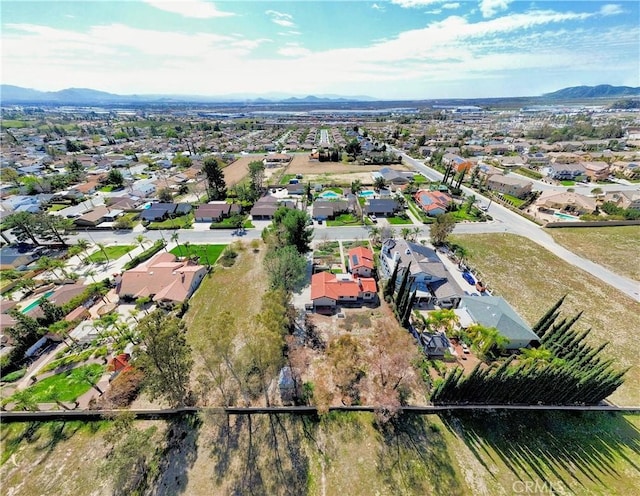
352,255,359,265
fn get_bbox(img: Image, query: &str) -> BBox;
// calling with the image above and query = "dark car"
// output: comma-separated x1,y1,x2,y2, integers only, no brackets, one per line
462,271,476,285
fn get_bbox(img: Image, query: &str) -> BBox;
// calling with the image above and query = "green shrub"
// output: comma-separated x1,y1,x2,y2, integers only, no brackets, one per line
1,368,26,382
219,248,238,267
123,240,166,270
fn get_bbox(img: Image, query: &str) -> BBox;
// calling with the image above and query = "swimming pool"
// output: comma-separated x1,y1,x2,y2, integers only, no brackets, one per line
358,190,376,198
554,212,580,221
319,191,340,199
20,289,55,314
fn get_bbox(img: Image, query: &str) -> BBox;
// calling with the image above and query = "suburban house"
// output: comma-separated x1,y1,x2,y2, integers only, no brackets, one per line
131,181,156,198
250,195,293,220
0,244,42,270
347,246,375,278
376,167,414,185
194,202,241,222
611,161,639,180
310,271,377,313
456,295,541,351
312,199,349,220
140,203,177,222
363,198,400,216
443,154,473,172
74,205,122,227
579,161,610,181
117,252,207,305
420,332,456,358
414,190,451,217
536,191,597,216
486,174,533,199
26,284,89,319
380,238,462,308
544,163,587,181
603,190,640,211
263,153,292,168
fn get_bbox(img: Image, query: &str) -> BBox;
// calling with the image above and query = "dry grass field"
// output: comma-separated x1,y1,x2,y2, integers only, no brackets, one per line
222,155,255,186
547,226,640,281
450,233,640,406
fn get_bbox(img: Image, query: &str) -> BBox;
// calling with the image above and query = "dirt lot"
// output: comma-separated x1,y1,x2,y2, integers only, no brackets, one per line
222,155,256,186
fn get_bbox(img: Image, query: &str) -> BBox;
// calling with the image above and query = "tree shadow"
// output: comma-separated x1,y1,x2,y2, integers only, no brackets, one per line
149,414,201,496
440,410,640,493
204,413,310,496
376,413,465,496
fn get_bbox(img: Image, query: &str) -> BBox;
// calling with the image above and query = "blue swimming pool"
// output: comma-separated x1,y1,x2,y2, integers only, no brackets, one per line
359,190,376,198
554,212,579,220
20,289,55,314
320,191,340,199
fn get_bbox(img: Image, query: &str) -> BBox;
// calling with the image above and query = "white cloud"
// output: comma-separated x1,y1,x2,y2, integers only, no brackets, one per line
479,0,512,18
442,3,460,9
371,3,385,11
2,7,635,99
278,43,311,57
390,0,442,7
600,4,624,16
266,10,295,28
142,0,234,19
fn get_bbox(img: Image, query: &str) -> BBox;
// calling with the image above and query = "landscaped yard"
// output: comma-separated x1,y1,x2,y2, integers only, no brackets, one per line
170,244,226,265
6,363,105,405
501,193,526,207
148,213,194,229
547,226,640,281
560,180,575,186
327,213,362,227
86,245,135,263
450,233,640,406
387,214,414,224
47,203,68,212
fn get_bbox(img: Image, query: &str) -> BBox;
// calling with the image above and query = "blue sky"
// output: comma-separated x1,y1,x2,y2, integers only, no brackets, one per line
2,0,639,99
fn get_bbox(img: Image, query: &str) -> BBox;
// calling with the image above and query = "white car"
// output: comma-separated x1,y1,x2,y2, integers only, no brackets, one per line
480,205,489,211
462,343,470,354
369,214,378,223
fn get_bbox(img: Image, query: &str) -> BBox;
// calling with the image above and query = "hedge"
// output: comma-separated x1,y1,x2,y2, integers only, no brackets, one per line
123,240,166,270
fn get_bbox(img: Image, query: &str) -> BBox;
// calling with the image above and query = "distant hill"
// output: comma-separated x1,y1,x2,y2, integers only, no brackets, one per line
544,85,640,99
0,85,376,104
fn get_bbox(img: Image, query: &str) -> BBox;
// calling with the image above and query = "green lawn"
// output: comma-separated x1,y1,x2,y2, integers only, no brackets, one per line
278,174,296,185
501,193,526,207
327,213,362,227
170,244,226,265
387,215,414,225
148,213,194,229
560,180,575,186
98,185,116,192
412,174,429,185
47,204,68,212
210,215,247,229
0,120,31,129
11,364,105,403
450,208,484,221
86,245,134,263
514,167,543,180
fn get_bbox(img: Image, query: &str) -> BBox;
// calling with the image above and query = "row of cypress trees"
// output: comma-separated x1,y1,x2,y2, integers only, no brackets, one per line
430,295,627,405
386,261,417,328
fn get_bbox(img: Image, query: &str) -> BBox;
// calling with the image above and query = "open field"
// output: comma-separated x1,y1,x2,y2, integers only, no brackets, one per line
546,226,640,281
3,412,639,495
450,233,640,406
223,155,256,186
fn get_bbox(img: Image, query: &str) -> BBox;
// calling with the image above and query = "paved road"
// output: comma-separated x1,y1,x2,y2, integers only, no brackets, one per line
395,150,640,301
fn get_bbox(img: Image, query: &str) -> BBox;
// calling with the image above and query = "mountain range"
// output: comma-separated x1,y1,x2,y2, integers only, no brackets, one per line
1,84,638,105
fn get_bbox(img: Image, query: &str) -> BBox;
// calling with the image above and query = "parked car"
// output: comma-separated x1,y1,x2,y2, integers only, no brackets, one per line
462,271,476,285
369,214,378,223
462,343,470,354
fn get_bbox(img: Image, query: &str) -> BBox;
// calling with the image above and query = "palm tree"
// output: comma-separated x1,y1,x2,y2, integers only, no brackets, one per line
11,390,39,411
76,239,91,264
374,176,386,191
51,259,70,280
400,227,412,240
368,226,382,247
425,309,459,334
47,386,72,410
86,270,98,283
69,366,104,396
465,194,476,214
96,243,110,264
36,256,64,280
184,241,192,258
135,234,148,253
171,232,182,256
350,179,362,195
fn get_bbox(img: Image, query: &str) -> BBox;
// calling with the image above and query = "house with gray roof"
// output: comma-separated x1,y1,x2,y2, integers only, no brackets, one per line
380,238,462,308
458,295,541,351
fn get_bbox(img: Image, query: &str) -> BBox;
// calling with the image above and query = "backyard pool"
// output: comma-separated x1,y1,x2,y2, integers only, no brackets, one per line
554,212,580,221
358,190,376,198
319,191,341,199
20,289,55,314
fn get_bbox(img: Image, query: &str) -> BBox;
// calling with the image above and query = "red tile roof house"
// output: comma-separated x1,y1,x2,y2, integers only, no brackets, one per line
117,252,208,306
310,272,377,313
347,246,375,278
414,190,452,217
